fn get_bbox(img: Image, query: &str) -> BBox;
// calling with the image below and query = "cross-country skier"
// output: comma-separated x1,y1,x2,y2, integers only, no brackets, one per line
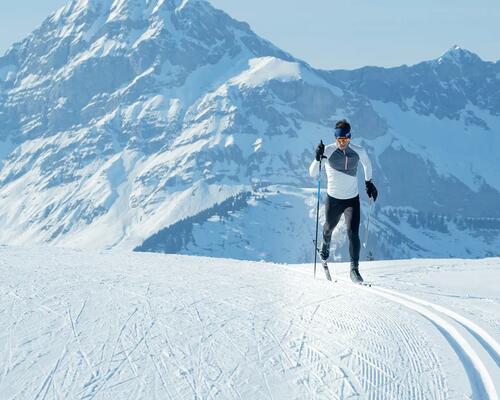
309,119,378,283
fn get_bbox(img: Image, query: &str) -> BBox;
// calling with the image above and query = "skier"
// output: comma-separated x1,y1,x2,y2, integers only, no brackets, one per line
309,119,378,283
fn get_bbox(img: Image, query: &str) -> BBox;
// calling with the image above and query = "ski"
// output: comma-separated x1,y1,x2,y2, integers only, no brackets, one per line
312,241,373,285
350,269,371,287
313,240,333,281
312,241,373,286
336,275,373,287
321,259,333,281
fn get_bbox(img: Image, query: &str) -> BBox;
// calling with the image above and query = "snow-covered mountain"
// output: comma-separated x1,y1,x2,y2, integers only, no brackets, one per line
0,0,499,262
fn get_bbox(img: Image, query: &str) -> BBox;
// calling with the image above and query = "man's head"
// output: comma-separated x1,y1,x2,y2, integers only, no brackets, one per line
334,119,351,150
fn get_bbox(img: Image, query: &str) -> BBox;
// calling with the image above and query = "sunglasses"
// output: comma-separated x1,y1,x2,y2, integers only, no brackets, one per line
336,137,350,144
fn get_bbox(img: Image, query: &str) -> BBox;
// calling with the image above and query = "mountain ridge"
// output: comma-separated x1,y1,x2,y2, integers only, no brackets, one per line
0,0,499,262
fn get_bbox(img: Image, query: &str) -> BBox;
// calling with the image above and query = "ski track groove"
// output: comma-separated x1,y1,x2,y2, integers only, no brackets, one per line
215,280,440,400
34,344,68,400
144,338,174,400
242,296,372,397
68,305,98,381
193,290,356,398
120,335,139,376
378,285,500,369
216,291,366,398
154,318,201,399
335,275,499,400
285,264,500,400
83,321,154,400
320,302,431,399
3,251,498,399
253,320,275,400
226,364,243,400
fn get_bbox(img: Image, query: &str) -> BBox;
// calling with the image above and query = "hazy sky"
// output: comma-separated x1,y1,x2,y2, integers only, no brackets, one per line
1,0,498,69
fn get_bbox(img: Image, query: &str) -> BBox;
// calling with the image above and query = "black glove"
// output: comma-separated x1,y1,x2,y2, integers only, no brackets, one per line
365,180,378,201
315,140,325,161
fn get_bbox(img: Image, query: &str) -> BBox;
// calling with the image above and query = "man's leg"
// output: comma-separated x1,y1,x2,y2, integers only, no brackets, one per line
321,195,344,260
343,196,361,264
343,196,363,282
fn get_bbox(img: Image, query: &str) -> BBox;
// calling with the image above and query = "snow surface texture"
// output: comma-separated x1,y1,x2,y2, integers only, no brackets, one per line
0,0,500,262
0,246,499,399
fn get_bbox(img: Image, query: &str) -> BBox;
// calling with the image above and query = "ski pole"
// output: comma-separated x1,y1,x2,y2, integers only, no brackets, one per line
313,158,322,279
363,198,373,249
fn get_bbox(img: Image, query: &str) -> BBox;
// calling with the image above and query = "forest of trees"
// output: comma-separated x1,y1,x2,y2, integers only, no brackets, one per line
383,208,500,233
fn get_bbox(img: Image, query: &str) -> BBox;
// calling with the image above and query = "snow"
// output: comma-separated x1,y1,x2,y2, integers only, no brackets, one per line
375,208,496,259
55,33,129,81
230,57,302,88
167,98,182,123
224,135,234,147
176,0,192,12
107,0,142,22
370,100,500,193
0,246,498,399
0,0,498,265
81,8,109,43
253,137,263,152
133,19,164,48
436,45,482,65
16,74,43,89
122,95,171,125
0,64,16,81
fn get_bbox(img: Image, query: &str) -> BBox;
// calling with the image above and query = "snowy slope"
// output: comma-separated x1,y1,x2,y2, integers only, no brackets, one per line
0,0,499,262
0,246,499,399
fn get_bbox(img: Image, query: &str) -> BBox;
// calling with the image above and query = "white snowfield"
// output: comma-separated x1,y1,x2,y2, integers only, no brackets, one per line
0,247,499,400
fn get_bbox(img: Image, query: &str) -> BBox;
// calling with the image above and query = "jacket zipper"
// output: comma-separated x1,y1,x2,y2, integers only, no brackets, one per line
344,150,348,170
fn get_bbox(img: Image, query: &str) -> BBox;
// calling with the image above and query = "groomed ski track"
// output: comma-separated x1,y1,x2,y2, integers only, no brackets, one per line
0,247,499,399
324,275,500,400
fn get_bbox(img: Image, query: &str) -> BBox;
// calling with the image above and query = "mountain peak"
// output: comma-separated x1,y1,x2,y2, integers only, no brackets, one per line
436,45,482,65
2,0,291,86
52,0,205,23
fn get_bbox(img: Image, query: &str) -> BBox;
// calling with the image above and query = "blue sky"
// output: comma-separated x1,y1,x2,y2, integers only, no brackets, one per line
1,0,498,69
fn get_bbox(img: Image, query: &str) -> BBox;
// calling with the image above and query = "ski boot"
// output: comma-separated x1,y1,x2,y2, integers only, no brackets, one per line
320,242,330,262
350,262,364,284
318,242,332,281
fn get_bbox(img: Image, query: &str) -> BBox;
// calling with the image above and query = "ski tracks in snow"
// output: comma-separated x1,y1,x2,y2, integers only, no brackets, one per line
1,248,499,399
329,275,500,400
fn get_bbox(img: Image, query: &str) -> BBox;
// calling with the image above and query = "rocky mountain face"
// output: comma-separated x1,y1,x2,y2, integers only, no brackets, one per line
1,0,499,262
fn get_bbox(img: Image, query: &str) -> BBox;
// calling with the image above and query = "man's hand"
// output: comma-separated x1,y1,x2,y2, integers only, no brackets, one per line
315,140,325,161
365,180,378,201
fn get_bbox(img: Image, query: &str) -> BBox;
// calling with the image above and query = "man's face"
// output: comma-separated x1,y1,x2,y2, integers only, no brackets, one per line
336,137,350,150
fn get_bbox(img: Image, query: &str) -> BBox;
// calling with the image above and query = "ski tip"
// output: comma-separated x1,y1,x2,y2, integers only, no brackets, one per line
353,281,371,287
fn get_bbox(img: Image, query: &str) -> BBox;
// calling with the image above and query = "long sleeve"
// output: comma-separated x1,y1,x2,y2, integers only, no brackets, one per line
358,147,373,181
309,145,334,178
309,159,320,178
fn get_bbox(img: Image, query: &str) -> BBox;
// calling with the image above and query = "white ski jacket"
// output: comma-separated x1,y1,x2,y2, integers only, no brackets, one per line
309,142,373,200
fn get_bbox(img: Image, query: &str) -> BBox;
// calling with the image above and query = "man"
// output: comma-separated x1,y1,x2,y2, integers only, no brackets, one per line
309,119,378,283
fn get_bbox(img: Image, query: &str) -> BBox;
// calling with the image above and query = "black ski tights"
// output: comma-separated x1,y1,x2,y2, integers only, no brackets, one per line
322,195,361,265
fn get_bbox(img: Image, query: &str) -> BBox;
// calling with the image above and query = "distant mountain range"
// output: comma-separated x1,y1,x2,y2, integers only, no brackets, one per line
1,0,499,262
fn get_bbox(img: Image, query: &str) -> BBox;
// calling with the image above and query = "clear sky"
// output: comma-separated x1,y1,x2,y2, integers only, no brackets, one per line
1,0,499,70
